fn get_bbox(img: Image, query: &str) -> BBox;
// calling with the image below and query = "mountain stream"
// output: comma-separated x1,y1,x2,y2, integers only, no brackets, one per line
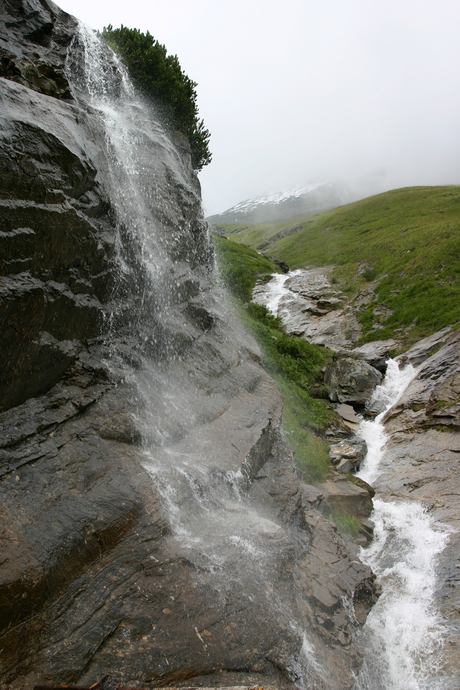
257,271,454,689
354,361,452,690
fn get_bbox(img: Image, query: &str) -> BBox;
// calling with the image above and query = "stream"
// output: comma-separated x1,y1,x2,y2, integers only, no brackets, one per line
257,270,454,689
354,362,452,690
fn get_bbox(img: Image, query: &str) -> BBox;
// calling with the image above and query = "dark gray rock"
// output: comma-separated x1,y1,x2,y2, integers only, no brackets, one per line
0,3,379,688
325,357,382,405
347,339,396,372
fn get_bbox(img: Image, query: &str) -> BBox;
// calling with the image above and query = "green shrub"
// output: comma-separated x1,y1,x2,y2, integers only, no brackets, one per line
213,236,280,302
329,514,360,537
102,25,211,171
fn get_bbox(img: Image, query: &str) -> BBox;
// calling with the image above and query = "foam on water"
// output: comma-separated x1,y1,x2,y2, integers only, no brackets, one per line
358,358,416,485
355,361,452,689
252,268,302,316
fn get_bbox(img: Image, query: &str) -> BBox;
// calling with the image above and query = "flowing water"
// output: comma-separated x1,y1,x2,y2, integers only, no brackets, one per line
354,361,452,690
66,25,325,687
66,29,454,688
258,270,454,687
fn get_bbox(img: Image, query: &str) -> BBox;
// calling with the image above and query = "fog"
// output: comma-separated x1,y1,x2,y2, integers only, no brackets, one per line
56,0,460,215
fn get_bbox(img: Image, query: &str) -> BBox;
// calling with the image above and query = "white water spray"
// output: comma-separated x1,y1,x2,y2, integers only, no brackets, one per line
252,268,302,318
358,358,416,485
355,360,452,690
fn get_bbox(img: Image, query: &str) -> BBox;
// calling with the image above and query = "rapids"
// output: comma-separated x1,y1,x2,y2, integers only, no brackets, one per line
354,361,453,690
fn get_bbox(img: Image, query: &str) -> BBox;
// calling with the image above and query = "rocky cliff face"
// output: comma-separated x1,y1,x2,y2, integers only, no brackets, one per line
0,2,378,688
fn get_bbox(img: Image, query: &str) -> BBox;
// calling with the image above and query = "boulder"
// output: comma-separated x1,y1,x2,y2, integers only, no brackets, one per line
318,480,374,521
348,338,397,372
325,357,382,405
329,437,368,473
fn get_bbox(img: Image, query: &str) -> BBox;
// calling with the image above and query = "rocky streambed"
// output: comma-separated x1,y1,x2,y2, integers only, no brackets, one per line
254,267,460,687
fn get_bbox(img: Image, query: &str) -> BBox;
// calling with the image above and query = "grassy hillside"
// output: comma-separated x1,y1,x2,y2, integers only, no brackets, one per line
213,237,335,481
215,186,460,346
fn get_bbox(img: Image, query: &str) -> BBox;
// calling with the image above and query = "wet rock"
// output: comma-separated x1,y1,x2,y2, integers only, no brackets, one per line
248,442,379,687
384,328,460,435
366,328,460,681
318,480,374,521
329,437,367,473
347,339,396,372
396,326,453,368
0,3,378,688
252,267,362,350
324,357,382,405
294,509,378,628
336,403,360,425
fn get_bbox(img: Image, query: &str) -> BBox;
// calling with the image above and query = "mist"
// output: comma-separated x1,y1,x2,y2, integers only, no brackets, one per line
56,0,460,215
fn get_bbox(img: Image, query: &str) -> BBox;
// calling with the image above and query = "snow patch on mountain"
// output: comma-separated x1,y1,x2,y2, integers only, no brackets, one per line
225,182,330,214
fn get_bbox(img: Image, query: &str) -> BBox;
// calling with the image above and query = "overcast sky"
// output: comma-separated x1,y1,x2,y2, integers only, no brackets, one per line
56,0,460,215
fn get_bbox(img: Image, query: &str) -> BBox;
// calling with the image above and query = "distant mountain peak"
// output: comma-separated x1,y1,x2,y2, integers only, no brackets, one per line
206,182,344,225
228,183,330,213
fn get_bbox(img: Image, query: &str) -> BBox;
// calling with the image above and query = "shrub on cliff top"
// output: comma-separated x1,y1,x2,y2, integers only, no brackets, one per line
102,25,211,171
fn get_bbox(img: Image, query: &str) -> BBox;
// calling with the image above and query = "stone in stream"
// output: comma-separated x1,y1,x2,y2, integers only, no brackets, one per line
336,403,360,424
324,357,382,405
329,437,368,473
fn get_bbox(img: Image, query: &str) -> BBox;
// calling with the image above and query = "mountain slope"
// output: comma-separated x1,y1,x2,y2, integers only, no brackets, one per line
216,185,460,346
207,181,351,224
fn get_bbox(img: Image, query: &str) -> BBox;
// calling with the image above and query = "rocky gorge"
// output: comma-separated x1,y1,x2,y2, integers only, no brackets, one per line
0,2,382,689
254,267,460,687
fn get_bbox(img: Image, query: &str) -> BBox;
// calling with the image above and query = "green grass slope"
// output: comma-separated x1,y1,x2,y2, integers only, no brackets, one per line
214,236,335,481
215,186,460,346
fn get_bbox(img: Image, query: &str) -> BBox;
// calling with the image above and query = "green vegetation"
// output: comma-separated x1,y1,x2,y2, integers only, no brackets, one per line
329,513,360,537
213,235,281,302
102,25,211,171
213,236,334,481
215,186,460,346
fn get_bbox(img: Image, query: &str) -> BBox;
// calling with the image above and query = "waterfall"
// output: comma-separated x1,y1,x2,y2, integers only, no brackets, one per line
65,23,210,361
64,25,328,688
354,360,452,690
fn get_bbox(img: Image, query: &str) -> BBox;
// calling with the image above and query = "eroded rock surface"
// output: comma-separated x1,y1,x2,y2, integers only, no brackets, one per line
324,357,382,406
253,268,362,350
371,328,460,683
0,2,378,688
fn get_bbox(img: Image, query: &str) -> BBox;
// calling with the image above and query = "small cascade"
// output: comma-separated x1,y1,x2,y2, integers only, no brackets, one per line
253,268,302,319
358,359,416,485
354,361,452,690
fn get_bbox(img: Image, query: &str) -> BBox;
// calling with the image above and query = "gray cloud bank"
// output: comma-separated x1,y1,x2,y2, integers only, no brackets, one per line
57,0,460,215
